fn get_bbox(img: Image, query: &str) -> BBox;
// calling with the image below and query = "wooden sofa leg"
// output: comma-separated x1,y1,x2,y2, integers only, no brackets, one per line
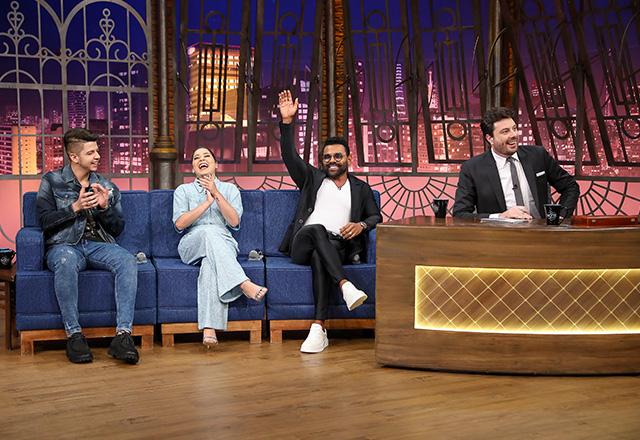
19,326,155,355
141,334,153,349
162,333,175,347
250,328,262,344
20,333,34,355
270,329,283,344
132,325,154,350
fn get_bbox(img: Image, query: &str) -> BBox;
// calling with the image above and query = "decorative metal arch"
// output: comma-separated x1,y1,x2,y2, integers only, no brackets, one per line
0,0,153,177
0,0,153,245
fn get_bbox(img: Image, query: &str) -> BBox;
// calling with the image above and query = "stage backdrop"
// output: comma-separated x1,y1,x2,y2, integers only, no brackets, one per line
1,0,639,250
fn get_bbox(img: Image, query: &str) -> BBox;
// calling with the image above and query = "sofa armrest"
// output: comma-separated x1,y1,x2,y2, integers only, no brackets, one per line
17,227,45,271
365,229,377,264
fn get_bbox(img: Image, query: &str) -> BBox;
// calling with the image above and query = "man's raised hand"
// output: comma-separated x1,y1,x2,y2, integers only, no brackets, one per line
278,90,298,124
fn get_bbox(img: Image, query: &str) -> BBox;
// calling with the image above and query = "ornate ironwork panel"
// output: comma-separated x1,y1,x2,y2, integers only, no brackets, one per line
498,0,598,167
343,0,489,174
572,0,640,170
250,0,323,169
177,0,251,171
570,179,640,216
410,0,489,171
177,0,323,174
500,0,640,177
0,0,153,178
0,0,152,247
365,175,459,219
343,0,416,172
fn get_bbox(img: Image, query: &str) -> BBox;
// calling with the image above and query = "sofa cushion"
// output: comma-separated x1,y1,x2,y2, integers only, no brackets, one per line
150,190,264,258
21,191,151,256
117,191,151,255
154,257,265,323
263,191,299,257
23,192,38,227
15,262,157,330
16,228,45,271
265,256,376,320
263,190,381,258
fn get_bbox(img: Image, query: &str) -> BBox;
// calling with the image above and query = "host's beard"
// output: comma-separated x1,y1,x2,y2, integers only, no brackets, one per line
324,162,348,180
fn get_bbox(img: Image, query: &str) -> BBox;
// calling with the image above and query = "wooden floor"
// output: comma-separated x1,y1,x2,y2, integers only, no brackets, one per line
1,328,640,439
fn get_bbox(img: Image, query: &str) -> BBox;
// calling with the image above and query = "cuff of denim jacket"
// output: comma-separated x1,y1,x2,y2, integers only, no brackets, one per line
66,203,79,217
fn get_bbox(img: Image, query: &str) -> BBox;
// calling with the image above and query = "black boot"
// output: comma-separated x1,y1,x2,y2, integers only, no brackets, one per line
108,332,139,364
66,332,93,363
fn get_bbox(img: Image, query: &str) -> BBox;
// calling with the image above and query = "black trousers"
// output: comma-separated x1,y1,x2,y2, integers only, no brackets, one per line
290,224,347,320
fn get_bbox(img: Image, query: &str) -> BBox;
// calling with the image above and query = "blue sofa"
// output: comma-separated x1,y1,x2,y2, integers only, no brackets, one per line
14,188,379,350
15,191,157,354
263,190,378,342
150,190,266,345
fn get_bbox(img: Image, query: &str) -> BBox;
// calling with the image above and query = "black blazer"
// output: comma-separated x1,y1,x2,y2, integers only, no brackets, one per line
278,122,382,259
452,145,580,219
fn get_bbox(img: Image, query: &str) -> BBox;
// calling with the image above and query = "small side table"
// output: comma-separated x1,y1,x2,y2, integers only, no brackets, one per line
0,263,17,350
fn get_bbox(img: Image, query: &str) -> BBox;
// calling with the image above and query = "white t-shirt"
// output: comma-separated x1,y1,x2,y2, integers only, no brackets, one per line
304,178,352,234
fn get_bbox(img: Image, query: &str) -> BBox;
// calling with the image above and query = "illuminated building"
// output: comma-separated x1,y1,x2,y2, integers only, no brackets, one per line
187,43,249,124
68,91,87,128
0,125,12,174
12,125,37,175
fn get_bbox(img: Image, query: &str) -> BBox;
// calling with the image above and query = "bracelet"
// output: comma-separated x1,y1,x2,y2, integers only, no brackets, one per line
359,221,367,231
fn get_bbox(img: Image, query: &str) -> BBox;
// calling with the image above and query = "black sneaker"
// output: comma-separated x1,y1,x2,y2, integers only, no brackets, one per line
66,332,93,364
108,332,139,364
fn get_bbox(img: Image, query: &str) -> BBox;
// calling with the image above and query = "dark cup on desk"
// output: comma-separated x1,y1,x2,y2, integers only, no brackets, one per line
430,199,449,218
544,204,566,225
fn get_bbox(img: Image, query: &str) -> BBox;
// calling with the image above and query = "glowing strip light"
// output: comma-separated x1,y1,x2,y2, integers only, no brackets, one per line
414,266,640,335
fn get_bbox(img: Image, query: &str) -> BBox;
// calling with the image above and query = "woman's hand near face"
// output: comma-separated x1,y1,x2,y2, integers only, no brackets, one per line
199,175,220,201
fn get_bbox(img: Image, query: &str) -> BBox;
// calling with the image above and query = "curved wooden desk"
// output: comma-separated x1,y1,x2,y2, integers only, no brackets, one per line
375,217,640,374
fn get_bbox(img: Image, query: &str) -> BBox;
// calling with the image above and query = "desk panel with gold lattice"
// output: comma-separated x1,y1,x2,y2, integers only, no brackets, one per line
415,266,640,334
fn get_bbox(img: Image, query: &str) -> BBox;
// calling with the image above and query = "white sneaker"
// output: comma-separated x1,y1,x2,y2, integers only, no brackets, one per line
342,281,368,311
300,323,328,353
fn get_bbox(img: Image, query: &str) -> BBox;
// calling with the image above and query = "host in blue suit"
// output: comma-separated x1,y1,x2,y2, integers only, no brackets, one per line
453,107,580,220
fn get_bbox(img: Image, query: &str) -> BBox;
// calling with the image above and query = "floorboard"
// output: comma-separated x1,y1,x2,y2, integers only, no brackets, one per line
1,327,639,439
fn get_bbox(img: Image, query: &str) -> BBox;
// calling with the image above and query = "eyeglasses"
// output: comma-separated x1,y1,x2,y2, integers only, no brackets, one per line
322,153,345,162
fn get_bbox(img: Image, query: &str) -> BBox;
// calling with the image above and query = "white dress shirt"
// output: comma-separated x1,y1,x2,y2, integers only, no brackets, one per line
304,178,352,234
490,150,540,218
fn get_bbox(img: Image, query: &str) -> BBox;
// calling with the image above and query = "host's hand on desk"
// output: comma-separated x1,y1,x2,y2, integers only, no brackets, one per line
500,206,532,220
340,222,365,240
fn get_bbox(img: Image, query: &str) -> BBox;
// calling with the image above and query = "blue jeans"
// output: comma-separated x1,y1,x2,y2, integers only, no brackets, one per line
46,240,138,336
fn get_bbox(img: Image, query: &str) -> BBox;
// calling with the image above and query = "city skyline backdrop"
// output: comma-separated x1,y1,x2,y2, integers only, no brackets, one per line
1,0,639,251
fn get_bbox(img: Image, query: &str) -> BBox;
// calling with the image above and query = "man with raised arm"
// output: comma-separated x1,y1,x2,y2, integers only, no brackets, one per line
277,90,382,353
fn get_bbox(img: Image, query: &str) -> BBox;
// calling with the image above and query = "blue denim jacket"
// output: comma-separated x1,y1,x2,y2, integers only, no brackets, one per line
36,165,125,246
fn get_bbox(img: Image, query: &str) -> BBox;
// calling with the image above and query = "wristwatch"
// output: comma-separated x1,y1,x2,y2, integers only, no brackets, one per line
359,221,367,231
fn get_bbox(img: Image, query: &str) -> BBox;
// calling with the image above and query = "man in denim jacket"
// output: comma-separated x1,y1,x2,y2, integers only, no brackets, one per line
36,128,139,364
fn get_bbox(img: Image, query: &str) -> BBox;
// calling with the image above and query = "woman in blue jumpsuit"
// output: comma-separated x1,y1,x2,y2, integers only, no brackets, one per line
173,147,266,347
